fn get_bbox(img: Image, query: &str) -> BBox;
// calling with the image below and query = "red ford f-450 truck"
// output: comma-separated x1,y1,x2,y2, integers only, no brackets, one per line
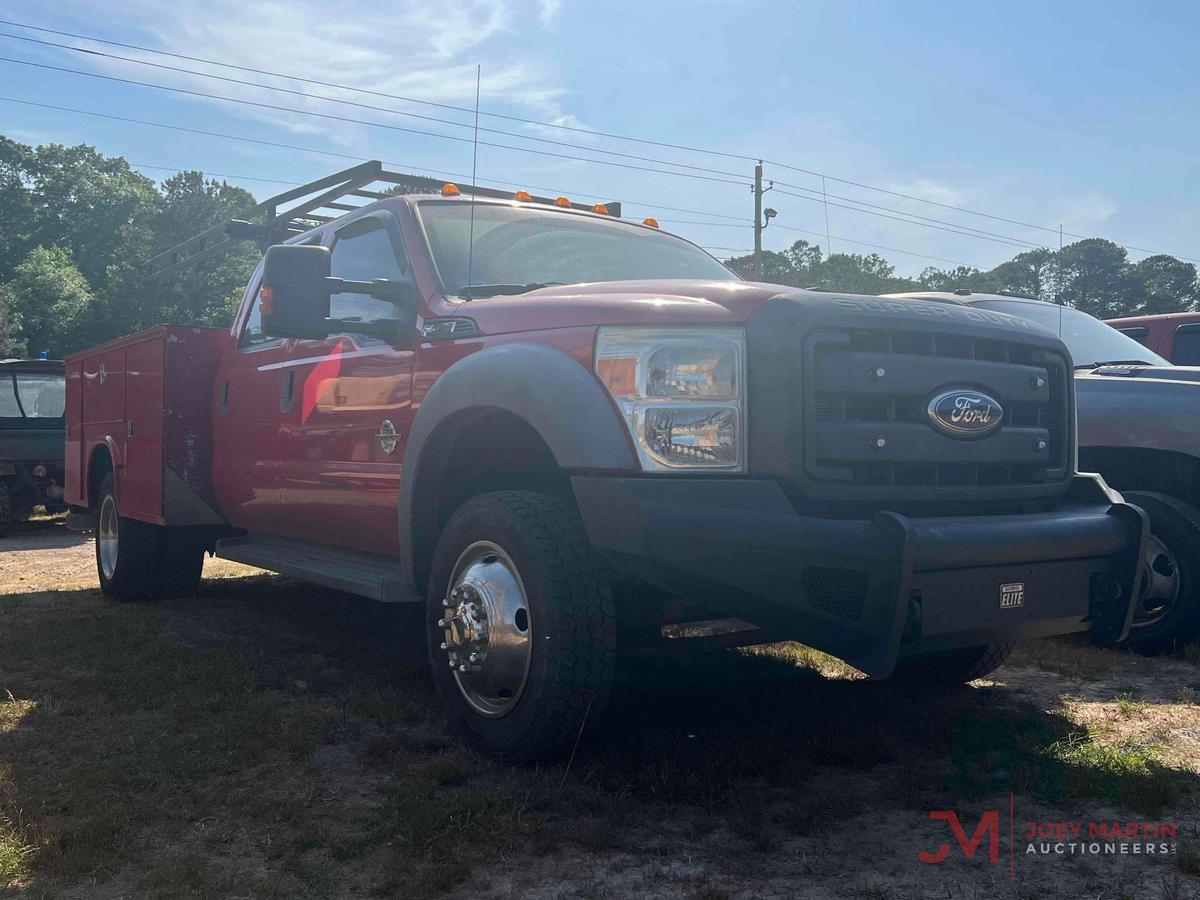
65,163,1147,760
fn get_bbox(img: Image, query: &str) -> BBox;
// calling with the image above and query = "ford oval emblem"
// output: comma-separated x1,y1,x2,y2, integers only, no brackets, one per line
926,388,1004,438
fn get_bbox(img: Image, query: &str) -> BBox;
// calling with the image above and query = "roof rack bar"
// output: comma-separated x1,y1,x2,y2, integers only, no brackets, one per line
145,160,622,278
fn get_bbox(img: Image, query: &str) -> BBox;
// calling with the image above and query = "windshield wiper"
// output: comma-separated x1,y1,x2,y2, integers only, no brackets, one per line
458,282,564,300
1074,359,1156,370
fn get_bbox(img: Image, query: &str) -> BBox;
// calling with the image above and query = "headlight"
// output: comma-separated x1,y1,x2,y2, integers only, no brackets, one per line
595,326,745,471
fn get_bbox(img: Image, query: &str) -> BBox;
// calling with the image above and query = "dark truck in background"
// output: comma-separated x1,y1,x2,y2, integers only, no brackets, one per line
64,162,1147,761
893,292,1200,650
0,358,66,536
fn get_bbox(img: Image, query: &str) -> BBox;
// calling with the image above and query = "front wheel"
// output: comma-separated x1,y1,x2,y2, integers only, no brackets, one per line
426,491,616,762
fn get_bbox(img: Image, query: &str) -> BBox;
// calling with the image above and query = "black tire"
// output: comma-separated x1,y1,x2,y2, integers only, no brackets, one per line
95,473,204,601
893,641,1016,686
426,491,616,762
1121,491,1200,651
0,481,10,538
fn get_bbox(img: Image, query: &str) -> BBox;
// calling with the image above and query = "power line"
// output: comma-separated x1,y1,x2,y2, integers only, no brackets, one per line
127,162,980,268
776,179,1048,247
769,224,976,266
5,98,998,270
774,188,1043,251
0,56,753,187
4,99,745,223
0,18,760,163
3,17,1195,262
0,52,1066,254
0,52,1042,253
0,30,757,182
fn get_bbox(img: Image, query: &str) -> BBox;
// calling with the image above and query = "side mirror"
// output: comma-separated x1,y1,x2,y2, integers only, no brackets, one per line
261,244,333,340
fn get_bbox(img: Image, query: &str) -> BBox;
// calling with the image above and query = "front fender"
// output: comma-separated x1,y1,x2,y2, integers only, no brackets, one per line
398,342,636,594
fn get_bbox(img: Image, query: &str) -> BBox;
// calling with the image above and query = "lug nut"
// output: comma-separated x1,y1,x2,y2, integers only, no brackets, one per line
439,642,449,651
468,652,481,664
437,618,450,628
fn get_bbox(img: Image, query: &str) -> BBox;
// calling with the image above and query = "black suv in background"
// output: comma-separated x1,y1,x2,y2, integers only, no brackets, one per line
892,293,1200,650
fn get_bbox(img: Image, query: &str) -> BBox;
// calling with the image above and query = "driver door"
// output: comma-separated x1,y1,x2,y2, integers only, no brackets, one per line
272,212,417,556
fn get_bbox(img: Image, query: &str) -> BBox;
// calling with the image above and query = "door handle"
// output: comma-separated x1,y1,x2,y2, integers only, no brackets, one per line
280,371,295,412
218,380,229,417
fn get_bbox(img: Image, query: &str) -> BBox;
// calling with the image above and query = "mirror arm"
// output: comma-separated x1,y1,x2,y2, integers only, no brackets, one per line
323,276,409,302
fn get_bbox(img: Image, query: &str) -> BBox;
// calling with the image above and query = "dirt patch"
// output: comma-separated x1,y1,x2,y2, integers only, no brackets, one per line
2,521,1199,898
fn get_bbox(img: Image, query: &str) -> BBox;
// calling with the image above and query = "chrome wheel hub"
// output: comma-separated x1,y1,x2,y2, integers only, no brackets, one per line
1133,533,1181,626
98,495,118,581
439,541,532,718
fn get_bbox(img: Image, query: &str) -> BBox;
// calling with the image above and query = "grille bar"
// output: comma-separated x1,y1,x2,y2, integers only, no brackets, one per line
803,328,1071,492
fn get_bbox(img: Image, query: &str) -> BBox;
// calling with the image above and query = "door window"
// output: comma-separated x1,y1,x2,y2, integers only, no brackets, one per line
330,217,408,331
239,267,272,348
1117,326,1149,347
1171,325,1200,366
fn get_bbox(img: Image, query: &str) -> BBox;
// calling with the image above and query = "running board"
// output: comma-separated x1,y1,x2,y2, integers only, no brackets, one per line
214,533,417,603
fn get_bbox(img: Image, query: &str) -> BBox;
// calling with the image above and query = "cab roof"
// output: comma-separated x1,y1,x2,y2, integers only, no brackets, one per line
0,358,64,374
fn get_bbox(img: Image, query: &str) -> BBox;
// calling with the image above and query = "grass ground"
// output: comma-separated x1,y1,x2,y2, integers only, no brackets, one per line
2,516,1199,898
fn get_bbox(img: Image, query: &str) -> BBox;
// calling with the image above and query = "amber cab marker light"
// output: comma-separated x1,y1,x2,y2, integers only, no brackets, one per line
555,196,572,207
642,217,660,228
591,203,610,215
514,190,533,201
259,285,274,315
441,183,461,196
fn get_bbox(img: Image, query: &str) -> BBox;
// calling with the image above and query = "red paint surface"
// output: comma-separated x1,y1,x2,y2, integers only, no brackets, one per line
1107,310,1200,361
65,194,774,552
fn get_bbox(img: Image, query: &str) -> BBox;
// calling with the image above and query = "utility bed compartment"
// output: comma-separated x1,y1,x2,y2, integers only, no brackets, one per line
65,326,227,525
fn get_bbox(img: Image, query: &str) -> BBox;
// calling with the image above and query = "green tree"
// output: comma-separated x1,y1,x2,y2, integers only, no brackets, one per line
0,290,25,357
1058,238,1132,318
11,142,159,290
106,171,259,333
916,265,998,293
987,248,1057,301
0,246,93,357
0,137,37,284
1127,254,1198,315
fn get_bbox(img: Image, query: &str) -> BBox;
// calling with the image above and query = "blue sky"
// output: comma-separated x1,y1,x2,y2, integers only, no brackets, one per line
2,0,1197,275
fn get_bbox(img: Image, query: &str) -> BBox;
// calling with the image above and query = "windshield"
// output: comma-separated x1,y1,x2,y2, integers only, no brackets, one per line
1,373,66,419
417,201,736,296
973,300,1169,368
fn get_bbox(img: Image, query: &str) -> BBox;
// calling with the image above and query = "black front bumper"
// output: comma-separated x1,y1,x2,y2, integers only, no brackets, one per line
572,473,1147,678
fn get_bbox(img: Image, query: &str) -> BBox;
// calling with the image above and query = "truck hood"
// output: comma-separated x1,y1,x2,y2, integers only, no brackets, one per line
1083,364,1200,384
1076,366,1200,456
452,280,786,334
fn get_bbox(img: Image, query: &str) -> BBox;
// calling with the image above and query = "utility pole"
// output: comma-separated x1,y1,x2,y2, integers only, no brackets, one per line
751,161,775,281
753,161,764,280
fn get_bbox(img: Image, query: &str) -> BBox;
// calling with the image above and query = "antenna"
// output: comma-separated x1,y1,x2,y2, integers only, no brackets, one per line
465,64,481,296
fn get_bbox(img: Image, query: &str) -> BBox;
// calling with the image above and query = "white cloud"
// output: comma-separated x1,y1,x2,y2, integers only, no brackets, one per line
883,177,969,210
30,0,582,144
538,0,563,27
